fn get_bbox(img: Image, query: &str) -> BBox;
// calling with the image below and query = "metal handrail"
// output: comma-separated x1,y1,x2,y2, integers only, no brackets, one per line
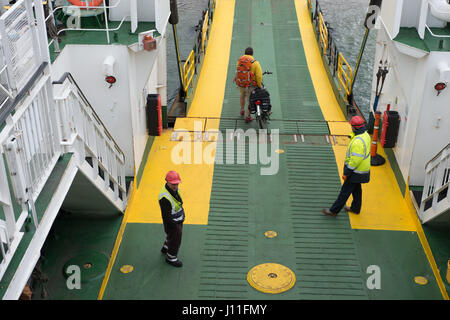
425,142,450,169
0,62,47,126
55,14,129,37
183,50,195,96
337,53,353,100
318,11,328,54
45,0,123,23
311,0,366,121
45,0,127,46
52,72,125,159
425,24,450,38
201,10,209,53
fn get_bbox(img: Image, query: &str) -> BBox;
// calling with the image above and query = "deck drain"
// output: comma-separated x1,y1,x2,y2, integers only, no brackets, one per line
264,231,277,238
63,251,109,283
247,263,295,294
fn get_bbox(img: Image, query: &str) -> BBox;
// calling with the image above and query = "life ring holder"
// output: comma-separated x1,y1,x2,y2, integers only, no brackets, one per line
67,0,103,7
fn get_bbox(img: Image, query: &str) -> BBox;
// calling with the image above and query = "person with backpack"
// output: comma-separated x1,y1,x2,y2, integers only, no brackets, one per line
235,47,263,123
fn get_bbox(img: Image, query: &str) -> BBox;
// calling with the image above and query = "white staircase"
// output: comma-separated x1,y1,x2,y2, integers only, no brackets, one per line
0,0,127,299
419,143,450,224
53,73,127,211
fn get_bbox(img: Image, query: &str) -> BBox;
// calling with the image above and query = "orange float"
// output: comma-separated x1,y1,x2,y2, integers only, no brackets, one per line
67,0,103,7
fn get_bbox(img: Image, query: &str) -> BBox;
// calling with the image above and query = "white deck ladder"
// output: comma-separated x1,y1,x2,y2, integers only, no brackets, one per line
0,1,127,295
53,73,127,211
419,143,450,224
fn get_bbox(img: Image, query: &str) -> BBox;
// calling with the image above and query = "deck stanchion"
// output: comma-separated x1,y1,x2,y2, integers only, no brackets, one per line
370,111,385,166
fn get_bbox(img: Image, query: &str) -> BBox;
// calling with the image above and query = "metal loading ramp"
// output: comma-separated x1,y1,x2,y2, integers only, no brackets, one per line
101,0,446,300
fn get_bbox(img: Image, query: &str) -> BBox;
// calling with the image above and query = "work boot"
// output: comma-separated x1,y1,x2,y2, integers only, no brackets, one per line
165,257,183,268
322,209,338,217
344,205,359,214
165,253,183,267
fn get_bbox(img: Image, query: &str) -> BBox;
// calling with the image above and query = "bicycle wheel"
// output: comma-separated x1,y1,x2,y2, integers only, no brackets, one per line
258,114,266,129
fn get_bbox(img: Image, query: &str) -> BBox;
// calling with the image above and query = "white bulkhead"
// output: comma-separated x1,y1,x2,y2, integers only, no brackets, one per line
50,0,170,177
372,0,450,187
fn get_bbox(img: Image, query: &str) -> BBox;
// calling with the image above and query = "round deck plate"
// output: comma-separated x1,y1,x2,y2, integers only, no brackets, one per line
414,276,428,285
264,230,277,238
120,265,134,274
247,263,295,294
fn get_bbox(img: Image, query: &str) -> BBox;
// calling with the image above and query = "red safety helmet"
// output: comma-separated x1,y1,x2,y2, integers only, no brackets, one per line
349,116,365,128
165,171,181,184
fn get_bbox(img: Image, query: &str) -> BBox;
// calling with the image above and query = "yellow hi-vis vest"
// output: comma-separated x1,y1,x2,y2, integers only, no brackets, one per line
344,131,371,182
158,186,185,223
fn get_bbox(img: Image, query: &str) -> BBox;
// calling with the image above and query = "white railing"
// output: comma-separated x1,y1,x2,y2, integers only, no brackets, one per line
0,73,60,281
45,0,138,51
0,0,49,115
0,0,127,288
46,0,122,48
0,0,54,282
0,0,47,94
419,143,450,223
53,73,127,206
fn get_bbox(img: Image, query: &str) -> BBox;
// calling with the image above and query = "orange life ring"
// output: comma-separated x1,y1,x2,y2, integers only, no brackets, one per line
68,0,103,7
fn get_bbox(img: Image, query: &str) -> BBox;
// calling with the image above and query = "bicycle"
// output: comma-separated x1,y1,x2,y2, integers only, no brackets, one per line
249,71,273,129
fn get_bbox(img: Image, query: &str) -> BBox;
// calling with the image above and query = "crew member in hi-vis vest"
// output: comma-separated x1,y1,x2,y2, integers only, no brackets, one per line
159,171,185,267
322,116,371,217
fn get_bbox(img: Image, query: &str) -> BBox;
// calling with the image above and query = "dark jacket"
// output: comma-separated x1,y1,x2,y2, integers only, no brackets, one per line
159,184,184,224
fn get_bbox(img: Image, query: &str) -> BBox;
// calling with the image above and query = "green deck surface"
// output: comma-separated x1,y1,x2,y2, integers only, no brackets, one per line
50,14,157,62
423,222,450,295
101,0,445,300
32,210,123,300
394,26,450,52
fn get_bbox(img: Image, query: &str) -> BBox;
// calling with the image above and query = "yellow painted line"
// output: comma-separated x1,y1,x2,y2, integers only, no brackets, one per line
98,0,235,298
98,178,137,300
187,1,235,120
124,0,235,224
404,185,449,300
328,121,351,136
126,130,217,224
205,118,221,132
174,117,206,132
295,0,415,231
295,0,448,299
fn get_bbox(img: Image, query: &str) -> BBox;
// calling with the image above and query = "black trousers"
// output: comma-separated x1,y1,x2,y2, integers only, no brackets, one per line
162,219,183,257
329,179,362,214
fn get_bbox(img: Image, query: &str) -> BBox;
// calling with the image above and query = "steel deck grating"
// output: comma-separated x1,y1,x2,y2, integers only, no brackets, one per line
286,143,367,299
